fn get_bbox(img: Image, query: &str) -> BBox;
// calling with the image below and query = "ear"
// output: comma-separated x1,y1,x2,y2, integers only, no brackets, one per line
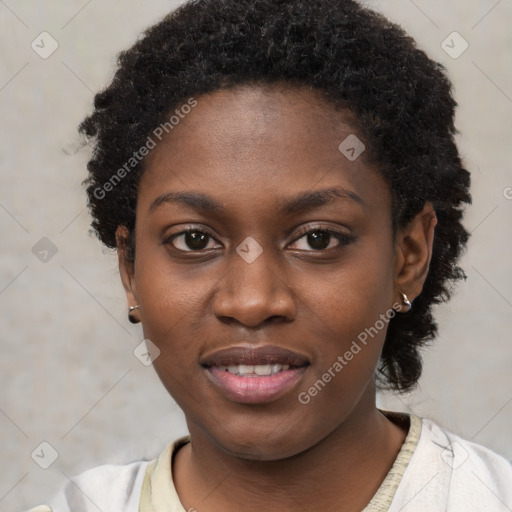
394,202,437,309
116,225,138,308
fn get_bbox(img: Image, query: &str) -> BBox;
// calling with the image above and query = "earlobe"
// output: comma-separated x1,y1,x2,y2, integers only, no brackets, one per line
394,202,437,308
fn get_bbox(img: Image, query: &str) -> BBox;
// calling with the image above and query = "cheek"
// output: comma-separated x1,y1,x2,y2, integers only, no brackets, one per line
135,245,212,327
135,262,208,406
133,261,209,382
295,240,395,389
301,243,394,335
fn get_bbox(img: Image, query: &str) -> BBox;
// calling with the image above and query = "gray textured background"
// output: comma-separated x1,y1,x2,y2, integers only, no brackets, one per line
1,0,511,510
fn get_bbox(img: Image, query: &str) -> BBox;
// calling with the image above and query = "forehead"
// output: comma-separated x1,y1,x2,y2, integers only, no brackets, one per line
138,84,389,216
149,84,359,158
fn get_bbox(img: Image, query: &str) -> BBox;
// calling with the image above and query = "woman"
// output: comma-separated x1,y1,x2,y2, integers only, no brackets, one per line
28,0,512,510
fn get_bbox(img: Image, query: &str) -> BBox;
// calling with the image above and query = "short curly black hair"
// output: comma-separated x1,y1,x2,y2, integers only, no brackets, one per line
79,0,471,392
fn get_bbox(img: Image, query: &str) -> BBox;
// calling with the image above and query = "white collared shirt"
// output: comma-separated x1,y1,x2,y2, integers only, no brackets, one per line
27,414,512,512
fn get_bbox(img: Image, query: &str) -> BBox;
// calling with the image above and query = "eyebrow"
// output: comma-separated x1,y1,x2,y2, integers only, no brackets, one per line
149,186,364,215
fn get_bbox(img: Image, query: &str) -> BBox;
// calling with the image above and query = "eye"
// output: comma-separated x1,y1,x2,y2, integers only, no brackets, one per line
288,228,354,251
166,229,221,252
165,226,354,253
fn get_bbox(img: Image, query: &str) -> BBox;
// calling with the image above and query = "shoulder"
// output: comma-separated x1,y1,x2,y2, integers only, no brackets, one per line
391,416,512,511
27,459,150,512
422,417,512,471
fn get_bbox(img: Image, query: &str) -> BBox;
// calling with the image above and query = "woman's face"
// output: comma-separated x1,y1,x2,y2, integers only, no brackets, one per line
120,84,404,459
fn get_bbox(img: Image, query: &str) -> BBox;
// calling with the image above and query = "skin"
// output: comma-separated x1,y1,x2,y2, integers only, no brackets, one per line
117,83,437,511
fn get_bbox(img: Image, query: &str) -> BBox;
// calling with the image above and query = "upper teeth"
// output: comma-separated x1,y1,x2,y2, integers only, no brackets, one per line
219,364,290,376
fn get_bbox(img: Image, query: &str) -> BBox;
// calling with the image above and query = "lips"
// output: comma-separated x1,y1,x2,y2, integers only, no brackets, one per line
201,345,310,368
201,345,310,404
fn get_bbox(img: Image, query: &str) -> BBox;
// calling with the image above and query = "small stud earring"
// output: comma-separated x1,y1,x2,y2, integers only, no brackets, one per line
128,305,141,324
400,292,412,312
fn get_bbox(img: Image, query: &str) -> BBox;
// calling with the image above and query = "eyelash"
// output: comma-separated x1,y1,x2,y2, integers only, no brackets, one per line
164,225,355,253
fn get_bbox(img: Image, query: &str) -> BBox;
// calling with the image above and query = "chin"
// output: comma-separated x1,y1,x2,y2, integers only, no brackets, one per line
205,421,315,461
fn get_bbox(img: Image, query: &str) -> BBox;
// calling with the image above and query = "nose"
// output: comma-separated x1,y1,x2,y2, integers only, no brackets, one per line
212,243,296,327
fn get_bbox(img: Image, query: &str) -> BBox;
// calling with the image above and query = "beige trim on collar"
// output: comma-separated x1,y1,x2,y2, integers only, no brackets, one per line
140,435,191,512
362,412,422,511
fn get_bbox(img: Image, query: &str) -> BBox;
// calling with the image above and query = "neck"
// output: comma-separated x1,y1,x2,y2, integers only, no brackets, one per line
173,399,408,512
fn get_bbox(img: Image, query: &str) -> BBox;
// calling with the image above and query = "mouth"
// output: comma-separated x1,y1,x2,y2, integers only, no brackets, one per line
201,345,310,404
